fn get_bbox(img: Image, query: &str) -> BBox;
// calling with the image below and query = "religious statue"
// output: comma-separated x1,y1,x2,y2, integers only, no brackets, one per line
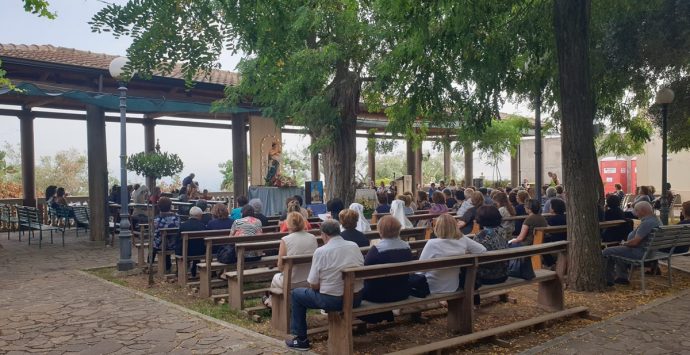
265,141,282,185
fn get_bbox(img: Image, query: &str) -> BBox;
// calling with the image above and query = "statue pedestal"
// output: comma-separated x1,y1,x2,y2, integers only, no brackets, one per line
249,186,305,217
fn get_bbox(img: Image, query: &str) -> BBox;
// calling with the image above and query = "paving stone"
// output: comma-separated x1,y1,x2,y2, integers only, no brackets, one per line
0,231,285,355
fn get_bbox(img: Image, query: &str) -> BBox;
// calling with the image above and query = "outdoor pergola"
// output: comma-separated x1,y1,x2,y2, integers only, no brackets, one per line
0,44,487,241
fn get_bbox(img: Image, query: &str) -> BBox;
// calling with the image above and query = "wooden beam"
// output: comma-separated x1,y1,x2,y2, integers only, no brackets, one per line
232,113,249,199
86,105,109,242
18,107,36,207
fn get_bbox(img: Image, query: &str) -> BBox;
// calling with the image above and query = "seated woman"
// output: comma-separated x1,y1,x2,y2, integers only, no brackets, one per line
151,197,180,272
493,191,516,236
513,190,530,236
326,198,344,221
429,191,449,215
456,188,475,216
375,194,391,214
177,186,191,216
339,209,370,247
444,189,457,209
248,199,269,226
131,185,150,227
280,201,312,232
509,199,547,246
348,203,372,233
231,195,248,220
419,214,487,294
207,204,234,230
360,216,413,323
543,198,567,267
416,191,431,211
404,191,418,211
231,205,263,236
474,206,509,286
390,199,413,230
149,186,162,205
602,194,629,242
456,191,485,235
263,212,318,308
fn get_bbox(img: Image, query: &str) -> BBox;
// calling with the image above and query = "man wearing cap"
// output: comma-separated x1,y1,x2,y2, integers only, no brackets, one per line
286,219,364,351
177,206,207,278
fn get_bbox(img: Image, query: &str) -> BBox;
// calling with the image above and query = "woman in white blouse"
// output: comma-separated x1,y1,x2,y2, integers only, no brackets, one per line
419,214,486,293
263,212,318,308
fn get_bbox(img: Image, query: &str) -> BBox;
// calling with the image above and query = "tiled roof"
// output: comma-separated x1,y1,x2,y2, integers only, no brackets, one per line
0,44,239,86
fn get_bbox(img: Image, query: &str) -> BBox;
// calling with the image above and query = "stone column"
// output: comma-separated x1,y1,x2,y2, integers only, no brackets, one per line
367,132,376,184
510,149,519,187
415,144,423,188
232,113,249,201
310,152,320,182
86,105,109,242
406,140,416,193
443,141,451,182
143,117,156,189
464,143,473,187
18,107,36,207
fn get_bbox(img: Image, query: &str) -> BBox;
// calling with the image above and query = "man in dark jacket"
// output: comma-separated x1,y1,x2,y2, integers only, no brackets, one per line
177,206,206,277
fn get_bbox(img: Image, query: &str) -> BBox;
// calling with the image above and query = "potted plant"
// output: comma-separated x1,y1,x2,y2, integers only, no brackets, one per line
126,143,184,184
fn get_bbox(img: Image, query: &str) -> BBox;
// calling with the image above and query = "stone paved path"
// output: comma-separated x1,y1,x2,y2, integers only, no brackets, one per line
0,231,288,355
523,289,690,354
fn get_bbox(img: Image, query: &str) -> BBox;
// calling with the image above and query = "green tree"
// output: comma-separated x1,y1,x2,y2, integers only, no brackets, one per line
218,160,233,192
35,148,89,196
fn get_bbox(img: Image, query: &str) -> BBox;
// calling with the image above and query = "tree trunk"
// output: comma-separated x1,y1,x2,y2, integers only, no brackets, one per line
321,67,359,206
554,0,605,291
463,143,473,187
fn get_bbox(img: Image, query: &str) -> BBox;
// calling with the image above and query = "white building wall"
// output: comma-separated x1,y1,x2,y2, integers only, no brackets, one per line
519,136,563,184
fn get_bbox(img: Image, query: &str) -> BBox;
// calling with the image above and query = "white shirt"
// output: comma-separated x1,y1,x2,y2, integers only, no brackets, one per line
419,238,487,293
282,231,319,285
457,199,473,217
307,236,364,296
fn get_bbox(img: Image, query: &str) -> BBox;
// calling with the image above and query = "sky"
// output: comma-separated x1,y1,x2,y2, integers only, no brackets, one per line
0,0,534,191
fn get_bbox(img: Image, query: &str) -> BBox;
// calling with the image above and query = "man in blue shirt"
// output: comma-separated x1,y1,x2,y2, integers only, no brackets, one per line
602,201,660,285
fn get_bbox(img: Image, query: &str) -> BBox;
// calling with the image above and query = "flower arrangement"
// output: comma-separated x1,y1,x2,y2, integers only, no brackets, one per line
357,197,376,219
269,174,297,187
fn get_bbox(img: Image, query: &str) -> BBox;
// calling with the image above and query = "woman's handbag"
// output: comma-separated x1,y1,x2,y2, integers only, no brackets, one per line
507,242,536,280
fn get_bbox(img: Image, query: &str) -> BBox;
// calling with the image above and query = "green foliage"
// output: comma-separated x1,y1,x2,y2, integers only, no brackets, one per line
22,0,56,19
218,160,233,192
35,148,89,195
126,151,183,180
649,77,690,153
596,115,652,156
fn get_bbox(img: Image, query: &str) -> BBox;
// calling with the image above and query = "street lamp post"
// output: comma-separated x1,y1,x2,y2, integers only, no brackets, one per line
109,57,135,271
655,87,674,226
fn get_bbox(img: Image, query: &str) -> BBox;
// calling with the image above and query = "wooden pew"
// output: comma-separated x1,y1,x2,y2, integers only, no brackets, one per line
196,229,322,297
176,229,234,286
329,241,577,355
270,239,430,334
531,219,627,269
157,227,179,278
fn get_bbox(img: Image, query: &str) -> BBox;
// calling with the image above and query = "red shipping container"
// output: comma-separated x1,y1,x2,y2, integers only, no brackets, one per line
600,158,629,195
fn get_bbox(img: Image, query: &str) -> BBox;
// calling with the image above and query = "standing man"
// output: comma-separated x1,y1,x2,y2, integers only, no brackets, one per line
602,201,660,285
182,173,195,189
286,219,364,351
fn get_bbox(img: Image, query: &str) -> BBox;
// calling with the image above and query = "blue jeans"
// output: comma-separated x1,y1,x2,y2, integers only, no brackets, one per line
602,246,645,282
290,288,362,338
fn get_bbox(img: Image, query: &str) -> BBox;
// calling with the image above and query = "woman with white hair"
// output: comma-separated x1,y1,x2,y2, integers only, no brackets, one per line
349,203,371,233
390,199,413,229
248,198,269,226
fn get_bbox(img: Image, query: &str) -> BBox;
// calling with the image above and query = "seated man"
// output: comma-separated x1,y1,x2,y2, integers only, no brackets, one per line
195,199,213,226
602,201,660,285
176,206,207,278
287,219,364,351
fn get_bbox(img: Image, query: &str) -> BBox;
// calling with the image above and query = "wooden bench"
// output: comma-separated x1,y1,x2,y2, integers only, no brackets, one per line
176,229,234,286
269,239,430,334
532,220,627,269
157,227,180,278
610,224,690,292
16,205,60,247
196,229,322,297
328,241,577,354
